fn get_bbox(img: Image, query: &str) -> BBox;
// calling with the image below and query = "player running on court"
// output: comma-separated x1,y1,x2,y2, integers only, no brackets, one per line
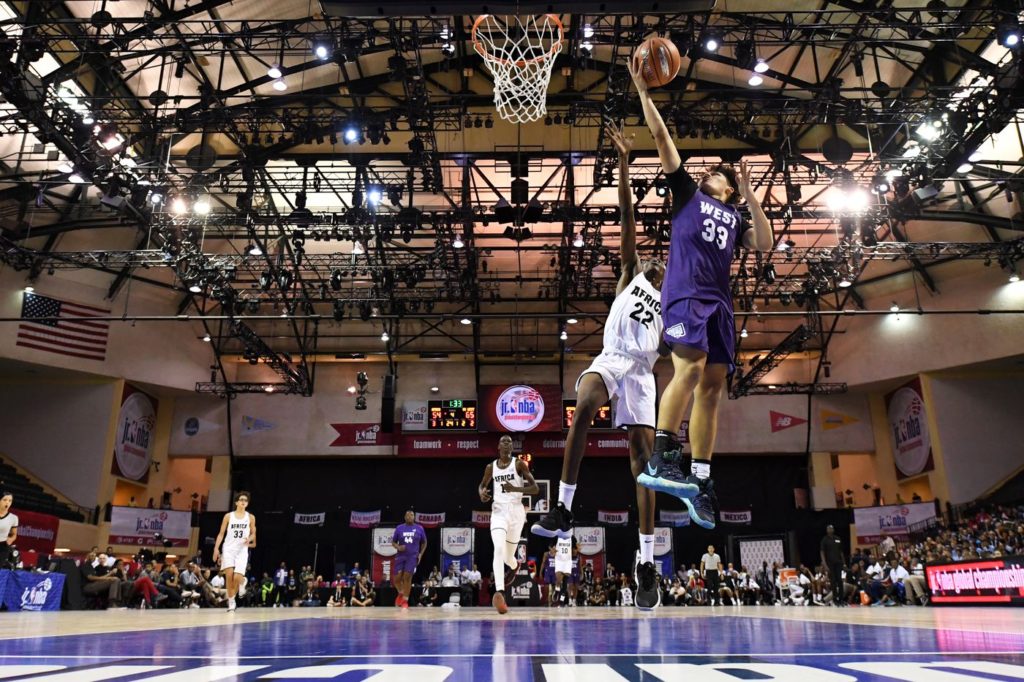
213,491,256,612
391,510,427,608
479,434,539,614
629,57,773,529
531,123,665,609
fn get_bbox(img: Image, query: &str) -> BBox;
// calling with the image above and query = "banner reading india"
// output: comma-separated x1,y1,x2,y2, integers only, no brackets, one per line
349,510,382,528
471,510,492,528
597,510,629,525
820,409,860,430
415,512,445,528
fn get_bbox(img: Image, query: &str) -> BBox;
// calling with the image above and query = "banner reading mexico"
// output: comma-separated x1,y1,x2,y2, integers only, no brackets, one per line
108,506,192,546
441,527,474,576
885,377,934,480
111,384,158,482
478,384,562,432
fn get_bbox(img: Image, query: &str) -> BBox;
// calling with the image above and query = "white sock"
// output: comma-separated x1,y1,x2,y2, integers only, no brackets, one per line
558,481,577,510
691,459,711,480
639,533,655,564
506,541,519,570
491,528,507,591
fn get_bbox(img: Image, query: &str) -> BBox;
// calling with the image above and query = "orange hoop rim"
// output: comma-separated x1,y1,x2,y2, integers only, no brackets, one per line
471,13,564,69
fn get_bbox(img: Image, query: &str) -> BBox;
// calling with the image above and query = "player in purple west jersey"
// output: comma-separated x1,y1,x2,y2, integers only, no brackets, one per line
629,57,773,530
391,510,427,608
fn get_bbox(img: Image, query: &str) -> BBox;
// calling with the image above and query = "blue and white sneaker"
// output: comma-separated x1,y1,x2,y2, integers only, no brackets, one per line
682,476,718,530
637,451,699,499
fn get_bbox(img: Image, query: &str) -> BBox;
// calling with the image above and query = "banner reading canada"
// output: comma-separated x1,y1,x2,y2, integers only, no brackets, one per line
478,384,563,432
926,556,1024,605
415,512,445,528
853,502,936,544
11,510,59,554
108,506,192,547
886,377,934,480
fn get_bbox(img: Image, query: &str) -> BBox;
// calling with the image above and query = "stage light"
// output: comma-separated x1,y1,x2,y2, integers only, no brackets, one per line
838,276,852,288
580,40,594,54
344,126,360,143
704,34,720,52
460,317,472,325
272,80,287,91
352,241,365,255
566,317,578,325
915,123,940,141
69,171,88,184
956,162,973,174
997,20,1021,47
313,40,331,60
150,191,165,205
366,186,383,206
573,233,584,248
442,41,455,57
265,386,275,393
748,74,763,87
81,114,95,125
202,333,211,342
1010,272,1021,283
740,328,748,338
57,161,74,174
171,197,187,214
246,243,263,256
452,234,465,249
968,150,982,162
194,197,211,215
267,64,282,79
754,57,769,73
559,329,568,341
381,330,390,342
582,23,594,39
903,145,921,158
24,285,34,293
189,283,203,294
430,386,440,393
890,302,900,313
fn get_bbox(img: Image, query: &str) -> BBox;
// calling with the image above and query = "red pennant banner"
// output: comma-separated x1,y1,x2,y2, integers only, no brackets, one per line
769,410,807,433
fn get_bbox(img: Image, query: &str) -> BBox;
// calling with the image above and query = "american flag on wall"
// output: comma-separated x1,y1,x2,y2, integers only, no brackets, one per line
17,292,110,361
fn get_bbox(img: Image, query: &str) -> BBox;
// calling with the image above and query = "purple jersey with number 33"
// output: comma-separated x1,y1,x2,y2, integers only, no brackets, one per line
662,188,746,310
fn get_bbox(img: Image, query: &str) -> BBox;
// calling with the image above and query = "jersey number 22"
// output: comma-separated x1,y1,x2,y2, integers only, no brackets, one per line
629,302,655,328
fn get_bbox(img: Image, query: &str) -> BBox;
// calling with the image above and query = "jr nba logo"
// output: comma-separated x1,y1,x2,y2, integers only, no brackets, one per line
496,385,545,432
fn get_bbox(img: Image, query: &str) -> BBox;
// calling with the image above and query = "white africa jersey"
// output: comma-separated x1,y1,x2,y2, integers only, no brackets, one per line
555,536,573,572
603,271,664,370
491,458,524,508
223,511,251,552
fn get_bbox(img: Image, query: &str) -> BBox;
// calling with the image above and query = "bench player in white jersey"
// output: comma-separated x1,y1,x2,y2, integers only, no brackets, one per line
531,124,664,610
213,491,256,612
478,434,538,614
552,535,578,606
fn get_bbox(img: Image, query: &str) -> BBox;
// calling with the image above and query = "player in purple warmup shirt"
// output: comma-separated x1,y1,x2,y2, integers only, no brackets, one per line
391,510,427,608
629,57,773,530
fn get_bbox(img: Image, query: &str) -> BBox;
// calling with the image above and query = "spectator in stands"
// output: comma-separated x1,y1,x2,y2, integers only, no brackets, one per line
718,564,739,606
428,565,442,583
349,562,362,580
259,572,275,607
604,563,617,582
299,580,320,607
461,563,481,605
668,578,687,605
273,562,288,607
80,551,128,608
441,564,461,587
902,558,929,606
737,567,760,605
179,562,203,608
879,533,896,557
285,569,299,605
191,563,225,607
0,491,17,568
588,579,608,606
350,574,375,606
616,573,634,607
327,581,348,607
418,578,439,607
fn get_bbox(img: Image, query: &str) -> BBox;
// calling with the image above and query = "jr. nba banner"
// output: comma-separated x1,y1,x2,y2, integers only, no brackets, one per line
1,570,65,612
370,527,397,585
471,510,492,528
349,510,382,528
653,527,674,577
440,527,474,576
575,527,606,577
415,512,445,528
597,510,629,525
659,510,691,527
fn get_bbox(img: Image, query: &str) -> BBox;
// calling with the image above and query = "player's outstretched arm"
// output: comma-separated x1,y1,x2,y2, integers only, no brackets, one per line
212,512,228,562
738,159,773,251
478,463,494,503
628,57,681,175
607,122,639,292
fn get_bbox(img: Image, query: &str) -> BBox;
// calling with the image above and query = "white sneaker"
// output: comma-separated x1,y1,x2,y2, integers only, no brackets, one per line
238,577,247,598
227,598,236,612
189,603,201,609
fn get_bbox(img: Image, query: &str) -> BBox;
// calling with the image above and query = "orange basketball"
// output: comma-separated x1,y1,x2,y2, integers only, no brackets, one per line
634,36,681,88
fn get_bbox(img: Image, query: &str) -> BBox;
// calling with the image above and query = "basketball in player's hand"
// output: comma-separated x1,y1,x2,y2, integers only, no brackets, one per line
633,37,681,88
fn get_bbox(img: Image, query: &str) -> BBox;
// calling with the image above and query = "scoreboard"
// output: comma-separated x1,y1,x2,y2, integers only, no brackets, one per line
562,400,613,430
428,399,477,430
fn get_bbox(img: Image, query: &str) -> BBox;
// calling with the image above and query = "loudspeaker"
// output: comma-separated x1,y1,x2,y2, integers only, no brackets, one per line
381,374,397,433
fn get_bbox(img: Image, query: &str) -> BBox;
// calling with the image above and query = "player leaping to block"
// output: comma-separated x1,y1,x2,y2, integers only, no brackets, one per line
479,434,539,615
531,123,666,610
629,56,773,530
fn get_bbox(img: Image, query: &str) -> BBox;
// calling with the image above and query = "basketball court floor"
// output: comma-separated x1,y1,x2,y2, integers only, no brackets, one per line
1,608,1023,681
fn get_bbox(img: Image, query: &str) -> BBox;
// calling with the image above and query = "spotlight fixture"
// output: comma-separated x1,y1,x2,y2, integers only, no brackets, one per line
754,57,769,73
703,34,720,52
188,283,203,294
381,330,390,342
355,395,367,410
267,64,282,79
573,233,584,248
202,333,212,342
366,186,383,206
246,243,263,256
357,371,369,388
430,386,440,393
559,328,568,341
740,328,748,338
748,74,763,87
968,150,983,163
313,39,331,60
272,80,287,91
452,234,465,249
582,23,594,39
352,241,365,255
344,125,360,143
460,317,472,325
24,285,34,293
890,302,900,313
69,171,88,184
265,386,275,393
566,317,578,325
997,19,1021,48
838,276,852,288
193,197,211,215
956,162,973,174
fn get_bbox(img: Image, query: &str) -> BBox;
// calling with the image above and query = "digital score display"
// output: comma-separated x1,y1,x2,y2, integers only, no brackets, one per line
428,399,477,430
563,400,614,430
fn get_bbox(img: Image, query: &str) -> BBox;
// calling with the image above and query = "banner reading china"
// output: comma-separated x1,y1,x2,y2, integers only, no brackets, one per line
11,510,59,554
478,384,562,432
597,510,629,525
885,377,934,480
471,510,492,528
349,510,382,528
415,512,445,528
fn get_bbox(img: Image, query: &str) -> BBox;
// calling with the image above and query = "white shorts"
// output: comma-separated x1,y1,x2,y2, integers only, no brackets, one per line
490,503,526,544
577,350,656,430
554,561,573,574
220,545,249,573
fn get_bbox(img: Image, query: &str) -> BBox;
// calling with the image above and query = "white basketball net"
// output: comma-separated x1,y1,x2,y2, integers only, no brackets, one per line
472,14,564,124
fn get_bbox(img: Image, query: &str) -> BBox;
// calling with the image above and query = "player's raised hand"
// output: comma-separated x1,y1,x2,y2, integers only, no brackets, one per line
606,123,635,158
628,55,649,94
480,488,492,503
737,159,753,198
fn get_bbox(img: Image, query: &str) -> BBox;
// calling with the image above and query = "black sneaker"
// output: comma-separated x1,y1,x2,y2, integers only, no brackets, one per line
531,502,573,538
682,476,718,529
637,451,699,499
633,551,661,610
504,559,520,590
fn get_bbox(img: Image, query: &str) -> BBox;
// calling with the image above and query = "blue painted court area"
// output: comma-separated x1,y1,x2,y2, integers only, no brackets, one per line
2,613,1024,681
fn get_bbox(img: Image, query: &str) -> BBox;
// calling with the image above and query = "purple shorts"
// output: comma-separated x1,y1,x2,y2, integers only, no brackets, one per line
393,553,418,576
544,567,556,585
662,298,735,371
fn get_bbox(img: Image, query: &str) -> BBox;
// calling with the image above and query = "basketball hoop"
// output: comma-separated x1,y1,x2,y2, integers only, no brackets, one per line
472,14,564,124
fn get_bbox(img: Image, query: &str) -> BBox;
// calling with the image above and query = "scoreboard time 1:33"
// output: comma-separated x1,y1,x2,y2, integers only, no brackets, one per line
428,399,477,430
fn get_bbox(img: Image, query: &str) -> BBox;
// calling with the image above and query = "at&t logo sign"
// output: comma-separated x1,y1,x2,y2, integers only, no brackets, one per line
497,385,545,432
